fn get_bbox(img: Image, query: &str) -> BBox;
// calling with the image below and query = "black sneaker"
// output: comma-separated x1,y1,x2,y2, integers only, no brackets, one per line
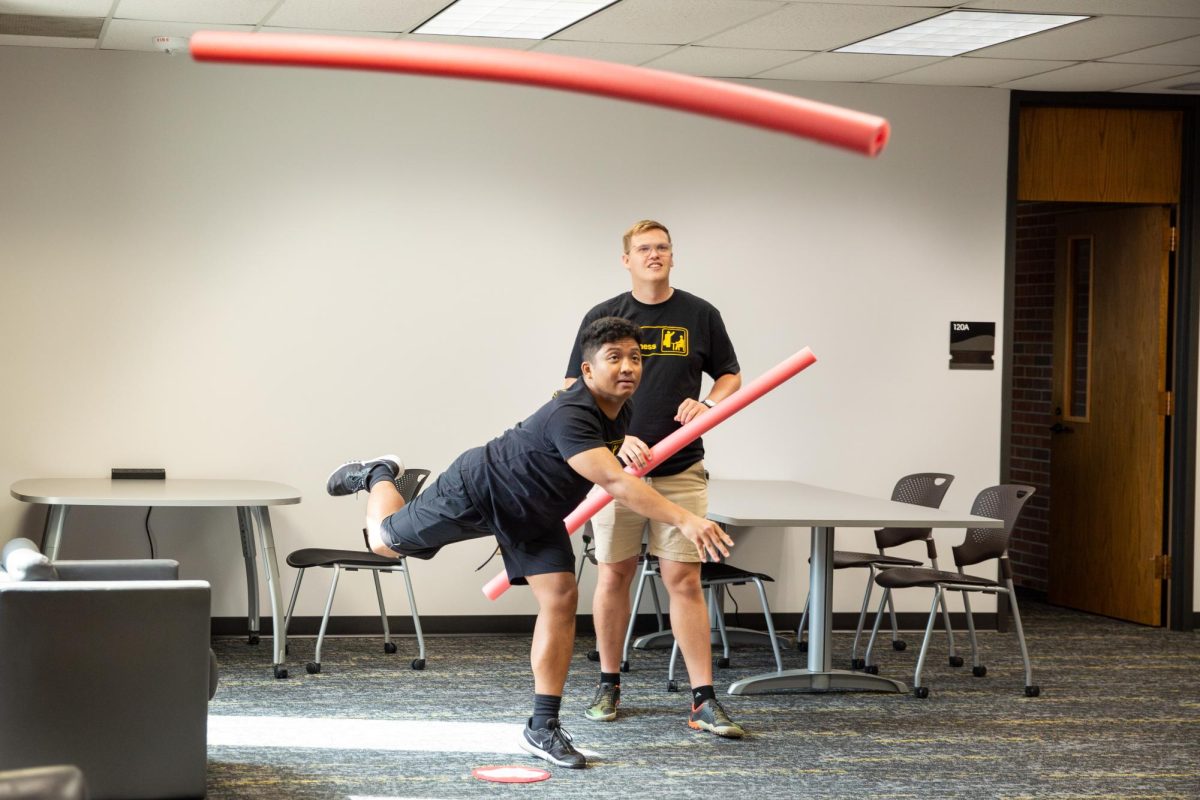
519,718,586,769
325,455,404,496
688,698,745,738
584,682,620,722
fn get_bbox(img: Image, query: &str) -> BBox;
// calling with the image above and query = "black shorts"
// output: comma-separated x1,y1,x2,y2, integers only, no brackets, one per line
379,463,575,586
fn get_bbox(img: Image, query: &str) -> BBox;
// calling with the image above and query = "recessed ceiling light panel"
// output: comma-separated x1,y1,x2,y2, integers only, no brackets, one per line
415,0,618,40
835,11,1088,58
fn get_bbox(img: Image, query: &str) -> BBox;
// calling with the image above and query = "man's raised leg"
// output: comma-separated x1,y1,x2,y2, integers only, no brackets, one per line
325,455,405,557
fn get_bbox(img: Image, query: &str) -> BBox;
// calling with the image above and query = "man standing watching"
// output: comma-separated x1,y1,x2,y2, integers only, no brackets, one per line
564,220,744,737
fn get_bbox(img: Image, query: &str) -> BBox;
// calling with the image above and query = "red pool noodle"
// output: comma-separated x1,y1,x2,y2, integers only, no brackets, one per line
189,32,888,157
482,346,817,600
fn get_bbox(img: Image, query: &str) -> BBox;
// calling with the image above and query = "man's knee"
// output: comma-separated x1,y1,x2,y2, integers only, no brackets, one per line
595,558,638,594
531,573,579,615
660,560,703,597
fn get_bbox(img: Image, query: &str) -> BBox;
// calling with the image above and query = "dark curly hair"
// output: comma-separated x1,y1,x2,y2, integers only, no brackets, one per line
580,316,642,362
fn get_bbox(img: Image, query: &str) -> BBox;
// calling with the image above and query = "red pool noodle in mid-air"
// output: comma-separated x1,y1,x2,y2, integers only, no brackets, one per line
482,347,817,600
189,32,888,157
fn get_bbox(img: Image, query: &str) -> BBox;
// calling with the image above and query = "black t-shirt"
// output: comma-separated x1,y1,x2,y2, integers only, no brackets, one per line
455,379,630,545
565,289,739,476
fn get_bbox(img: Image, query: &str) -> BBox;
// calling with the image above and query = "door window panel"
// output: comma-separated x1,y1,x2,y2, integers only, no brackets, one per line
1066,236,1092,420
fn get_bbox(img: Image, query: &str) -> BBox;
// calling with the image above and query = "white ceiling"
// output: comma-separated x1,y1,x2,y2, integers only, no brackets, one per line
1,0,1198,93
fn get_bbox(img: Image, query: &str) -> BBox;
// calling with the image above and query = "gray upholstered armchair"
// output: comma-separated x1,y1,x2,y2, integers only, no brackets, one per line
0,539,215,799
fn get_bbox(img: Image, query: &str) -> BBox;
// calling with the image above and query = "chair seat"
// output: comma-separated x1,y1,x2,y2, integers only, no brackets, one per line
699,561,774,585
875,566,997,590
832,550,924,570
286,547,402,570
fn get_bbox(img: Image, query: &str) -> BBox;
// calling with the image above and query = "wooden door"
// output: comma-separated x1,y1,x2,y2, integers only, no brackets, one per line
1047,206,1171,626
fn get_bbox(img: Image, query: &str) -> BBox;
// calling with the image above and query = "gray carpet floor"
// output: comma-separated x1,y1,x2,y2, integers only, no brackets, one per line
206,602,1200,799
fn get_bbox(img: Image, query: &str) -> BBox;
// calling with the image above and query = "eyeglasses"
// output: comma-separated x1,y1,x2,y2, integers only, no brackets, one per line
631,243,672,256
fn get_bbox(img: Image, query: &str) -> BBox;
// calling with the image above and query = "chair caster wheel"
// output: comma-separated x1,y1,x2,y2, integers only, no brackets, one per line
273,665,288,679
384,642,397,654
306,662,321,674
667,680,679,692
851,658,866,670
913,686,929,699
412,658,426,670
1025,685,1040,697
864,664,879,675
949,656,964,667
248,634,260,646
717,657,730,669
587,650,600,662
892,640,907,651
619,661,631,673
973,665,987,677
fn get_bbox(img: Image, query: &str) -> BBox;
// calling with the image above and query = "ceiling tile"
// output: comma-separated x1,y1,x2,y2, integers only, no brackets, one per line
404,32,536,49
114,0,277,25
259,27,398,39
974,14,1200,60
1115,68,1200,93
99,17,252,50
963,0,1200,17
641,44,801,76
1101,35,1200,66
700,3,940,50
756,51,935,81
997,60,1194,91
0,31,95,46
877,55,1069,86
533,39,678,65
556,0,784,45
265,0,451,33
0,1,111,15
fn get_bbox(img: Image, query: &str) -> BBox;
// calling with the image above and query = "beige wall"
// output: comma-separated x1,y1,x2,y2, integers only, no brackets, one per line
1,46,1015,619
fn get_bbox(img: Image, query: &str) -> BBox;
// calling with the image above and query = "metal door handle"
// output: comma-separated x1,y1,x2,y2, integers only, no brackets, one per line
1049,422,1074,434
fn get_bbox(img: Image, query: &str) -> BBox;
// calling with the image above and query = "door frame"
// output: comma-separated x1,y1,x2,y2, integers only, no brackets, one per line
1002,91,1200,631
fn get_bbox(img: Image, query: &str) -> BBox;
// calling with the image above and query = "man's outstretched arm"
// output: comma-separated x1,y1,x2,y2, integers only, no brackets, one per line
566,446,733,562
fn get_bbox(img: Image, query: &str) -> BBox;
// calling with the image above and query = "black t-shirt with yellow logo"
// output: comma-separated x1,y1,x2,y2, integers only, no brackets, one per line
566,289,739,476
456,379,630,544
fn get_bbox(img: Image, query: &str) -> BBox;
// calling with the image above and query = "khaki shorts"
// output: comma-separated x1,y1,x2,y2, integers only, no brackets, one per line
593,461,707,564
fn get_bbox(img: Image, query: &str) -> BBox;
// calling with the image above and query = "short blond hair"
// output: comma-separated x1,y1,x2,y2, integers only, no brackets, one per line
622,220,671,254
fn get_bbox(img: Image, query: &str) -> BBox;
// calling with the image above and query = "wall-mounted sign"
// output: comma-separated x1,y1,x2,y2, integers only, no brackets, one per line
949,321,995,370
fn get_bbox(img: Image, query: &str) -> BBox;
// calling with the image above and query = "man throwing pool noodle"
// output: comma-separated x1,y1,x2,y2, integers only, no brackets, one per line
325,316,735,770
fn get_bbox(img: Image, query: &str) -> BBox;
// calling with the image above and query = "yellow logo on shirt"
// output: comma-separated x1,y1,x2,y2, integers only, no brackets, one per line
639,326,689,357
608,438,624,456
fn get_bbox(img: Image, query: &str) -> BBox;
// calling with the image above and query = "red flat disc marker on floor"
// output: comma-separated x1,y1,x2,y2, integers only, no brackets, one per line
471,765,551,783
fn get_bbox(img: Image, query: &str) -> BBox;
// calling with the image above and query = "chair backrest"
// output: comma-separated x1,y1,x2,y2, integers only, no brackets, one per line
394,469,431,503
953,484,1036,568
875,473,956,549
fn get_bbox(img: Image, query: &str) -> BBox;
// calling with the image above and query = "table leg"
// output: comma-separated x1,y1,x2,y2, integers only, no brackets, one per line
42,506,70,560
728,526,906,695
250,506,288,679
236,507,261,645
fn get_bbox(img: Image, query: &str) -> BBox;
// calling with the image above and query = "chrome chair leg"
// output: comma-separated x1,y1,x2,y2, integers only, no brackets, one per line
911,587,943,697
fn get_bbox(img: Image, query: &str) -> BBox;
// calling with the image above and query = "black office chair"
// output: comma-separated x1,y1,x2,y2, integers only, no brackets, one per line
862,484,1039,699
797,473,957,669
283,468,431,674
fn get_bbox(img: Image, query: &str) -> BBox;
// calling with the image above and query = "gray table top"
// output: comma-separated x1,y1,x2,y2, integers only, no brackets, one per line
10,478,302,507
707,479,1000,528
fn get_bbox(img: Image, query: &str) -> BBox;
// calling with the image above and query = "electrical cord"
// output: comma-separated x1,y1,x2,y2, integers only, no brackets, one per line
145,507,156,558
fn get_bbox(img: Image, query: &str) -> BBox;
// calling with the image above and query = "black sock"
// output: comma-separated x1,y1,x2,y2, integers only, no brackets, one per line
600,671,620,687
692,685,716,707
531,694,562,730
365,463,397,491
